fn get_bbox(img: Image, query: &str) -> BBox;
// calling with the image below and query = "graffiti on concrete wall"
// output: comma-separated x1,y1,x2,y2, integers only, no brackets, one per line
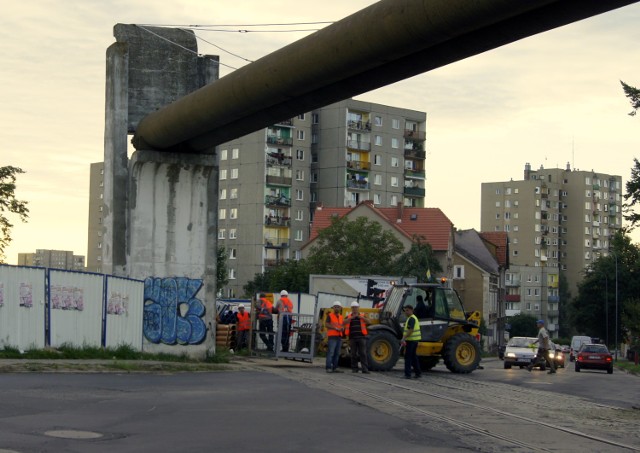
143,277,207,345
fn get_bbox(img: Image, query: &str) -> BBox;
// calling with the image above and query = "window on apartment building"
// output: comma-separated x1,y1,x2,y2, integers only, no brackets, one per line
585,251,591,259
374,155,382,165
312,134,318,144
229,229,237,239
390,195,398,206
526,289,532,296
219,209,226,219
454,265,465,279
218,229,226,239
296,189,304,200
391,138,399,149
391,157,399,167
585,176,591,185
513,226,519,232
219,189,227,200
586,190,591,197
535,224,540,232
295,250,302,260
231,168,238,179
230,188,238,199
584,226,591,235
391,177,399,187
374,116,382,126
312,113,319,124
535,249,540,257
505,200,511,208
505,212,511,219
374,174,382,185
296,209,303,221
513,250,518,256
229,268,236,280
495,213,501,219
296,149,304,160
374,193,381,204
495,201,501,207
298,113,306,120
311,191,317,202
230,208,237,219
297,130,305,140
295,230,303,241
375,135,382,146
220,169,227,180
495,188,501,194
296,170,304,181
220,149,228,160
229,248,236,259
392,118,400,129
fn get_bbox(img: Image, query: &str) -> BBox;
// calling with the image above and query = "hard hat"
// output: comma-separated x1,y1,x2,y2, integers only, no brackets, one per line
350,301,359,307
332,301,342,307
280,290,288,296
238,304,245,309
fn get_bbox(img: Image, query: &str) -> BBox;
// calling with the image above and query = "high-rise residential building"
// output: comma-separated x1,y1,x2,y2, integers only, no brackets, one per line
86,162,105,273
18,249,85,271
480,163,623,336
88,99,427,297
217,99,427,297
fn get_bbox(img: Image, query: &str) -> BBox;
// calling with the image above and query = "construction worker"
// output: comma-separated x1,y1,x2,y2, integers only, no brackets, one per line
324,301,344,373
276,290,294,352
343,301,371,373
528,319,556,374
235,304,250,350
257,293,275,352
401,304,422,379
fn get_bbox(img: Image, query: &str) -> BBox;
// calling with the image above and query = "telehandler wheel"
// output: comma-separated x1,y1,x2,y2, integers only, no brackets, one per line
443,333,481,373
366,330,400,371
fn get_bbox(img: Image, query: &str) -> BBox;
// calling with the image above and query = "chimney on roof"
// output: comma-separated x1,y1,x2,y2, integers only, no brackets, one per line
396,201,403,223
524,162,531,180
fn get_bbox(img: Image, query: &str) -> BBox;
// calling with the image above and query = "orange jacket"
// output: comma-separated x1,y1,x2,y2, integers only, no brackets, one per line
326,312,344,337
258,298,273,320
344,313,368,337
278,296,293,314
236,311,251,331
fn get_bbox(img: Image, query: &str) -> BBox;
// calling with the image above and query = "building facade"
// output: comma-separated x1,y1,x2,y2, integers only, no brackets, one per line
480,163,623,336
17,249,85,271
216,99,427,297
86,162,105,273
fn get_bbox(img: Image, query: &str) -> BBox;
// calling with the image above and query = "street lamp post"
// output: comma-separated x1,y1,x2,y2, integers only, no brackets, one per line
614,252,618,362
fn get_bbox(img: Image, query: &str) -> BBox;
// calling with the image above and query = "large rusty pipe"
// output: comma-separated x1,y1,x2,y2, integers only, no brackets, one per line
132,0,637,153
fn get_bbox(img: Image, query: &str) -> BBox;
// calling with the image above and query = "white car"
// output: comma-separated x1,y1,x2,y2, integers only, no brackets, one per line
503,337,544,370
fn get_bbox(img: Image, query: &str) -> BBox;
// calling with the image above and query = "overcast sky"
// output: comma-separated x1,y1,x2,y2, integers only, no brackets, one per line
2,1,640,264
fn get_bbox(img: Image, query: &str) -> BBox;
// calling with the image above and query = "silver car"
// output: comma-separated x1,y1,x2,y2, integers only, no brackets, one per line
503,337,541,369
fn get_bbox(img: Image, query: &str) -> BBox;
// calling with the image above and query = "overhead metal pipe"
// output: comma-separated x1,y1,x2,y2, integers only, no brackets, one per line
132,0,638,153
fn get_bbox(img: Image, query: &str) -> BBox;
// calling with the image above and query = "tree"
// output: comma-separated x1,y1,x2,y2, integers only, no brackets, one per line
392,236,442,282
305,216,404,275
621,80,640,116
243,259,310,297
0,166,29,263
623,158,640,230
507,313,538,338
217,246,229,292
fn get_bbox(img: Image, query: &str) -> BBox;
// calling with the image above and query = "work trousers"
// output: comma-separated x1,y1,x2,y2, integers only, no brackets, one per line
349,337,369,372
404,341,421,377
326,336,342,370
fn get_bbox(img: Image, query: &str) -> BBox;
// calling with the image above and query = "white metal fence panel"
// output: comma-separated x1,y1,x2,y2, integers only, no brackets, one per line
104,276,144,350
0,265,46,350
48,270,104,348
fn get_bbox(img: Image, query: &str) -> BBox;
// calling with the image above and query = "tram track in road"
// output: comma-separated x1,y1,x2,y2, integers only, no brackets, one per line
340,373,640,452
258,360,639,453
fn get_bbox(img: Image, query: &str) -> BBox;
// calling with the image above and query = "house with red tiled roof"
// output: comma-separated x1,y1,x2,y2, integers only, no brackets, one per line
452,229,509,352
302,201,455,279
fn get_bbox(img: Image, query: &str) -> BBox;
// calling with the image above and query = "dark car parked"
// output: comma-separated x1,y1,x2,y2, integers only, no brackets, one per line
575,343,613,374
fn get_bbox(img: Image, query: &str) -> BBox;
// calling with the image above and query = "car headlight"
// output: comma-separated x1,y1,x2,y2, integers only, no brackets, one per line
548,352,555,359
506,352,515,358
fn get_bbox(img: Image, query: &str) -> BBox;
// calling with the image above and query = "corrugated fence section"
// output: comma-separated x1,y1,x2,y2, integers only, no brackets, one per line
0,264,143,351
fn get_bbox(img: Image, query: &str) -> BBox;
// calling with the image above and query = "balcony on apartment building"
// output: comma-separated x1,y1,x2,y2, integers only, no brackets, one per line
548,295,559,302
274,118,294,127
264,215,290,227
266,152,292,168
264,236,289,248
347,119,371,131
266,174,292,186
506,279,520,287
505,309,521,317
347,140,371,151
265,194,291,207
347,179,370,190
267,135,293,146
403,184,425,197
404,168,425,179
346,160,370,171
403,129,426,141
505,294,521,302
264,258,286,268
404,148,426,159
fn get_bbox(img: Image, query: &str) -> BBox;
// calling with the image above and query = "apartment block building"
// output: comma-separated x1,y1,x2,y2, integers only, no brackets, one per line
480,163,623,336
87,99,427,297
86,162,105,273
18,249,85,271
217,98,427,297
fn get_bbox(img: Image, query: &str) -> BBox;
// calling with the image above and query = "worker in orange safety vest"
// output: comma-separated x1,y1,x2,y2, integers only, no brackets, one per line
257,293,275,352
276,290,294,352
324,301,344,373
235,304,251,350
343,301,371,373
